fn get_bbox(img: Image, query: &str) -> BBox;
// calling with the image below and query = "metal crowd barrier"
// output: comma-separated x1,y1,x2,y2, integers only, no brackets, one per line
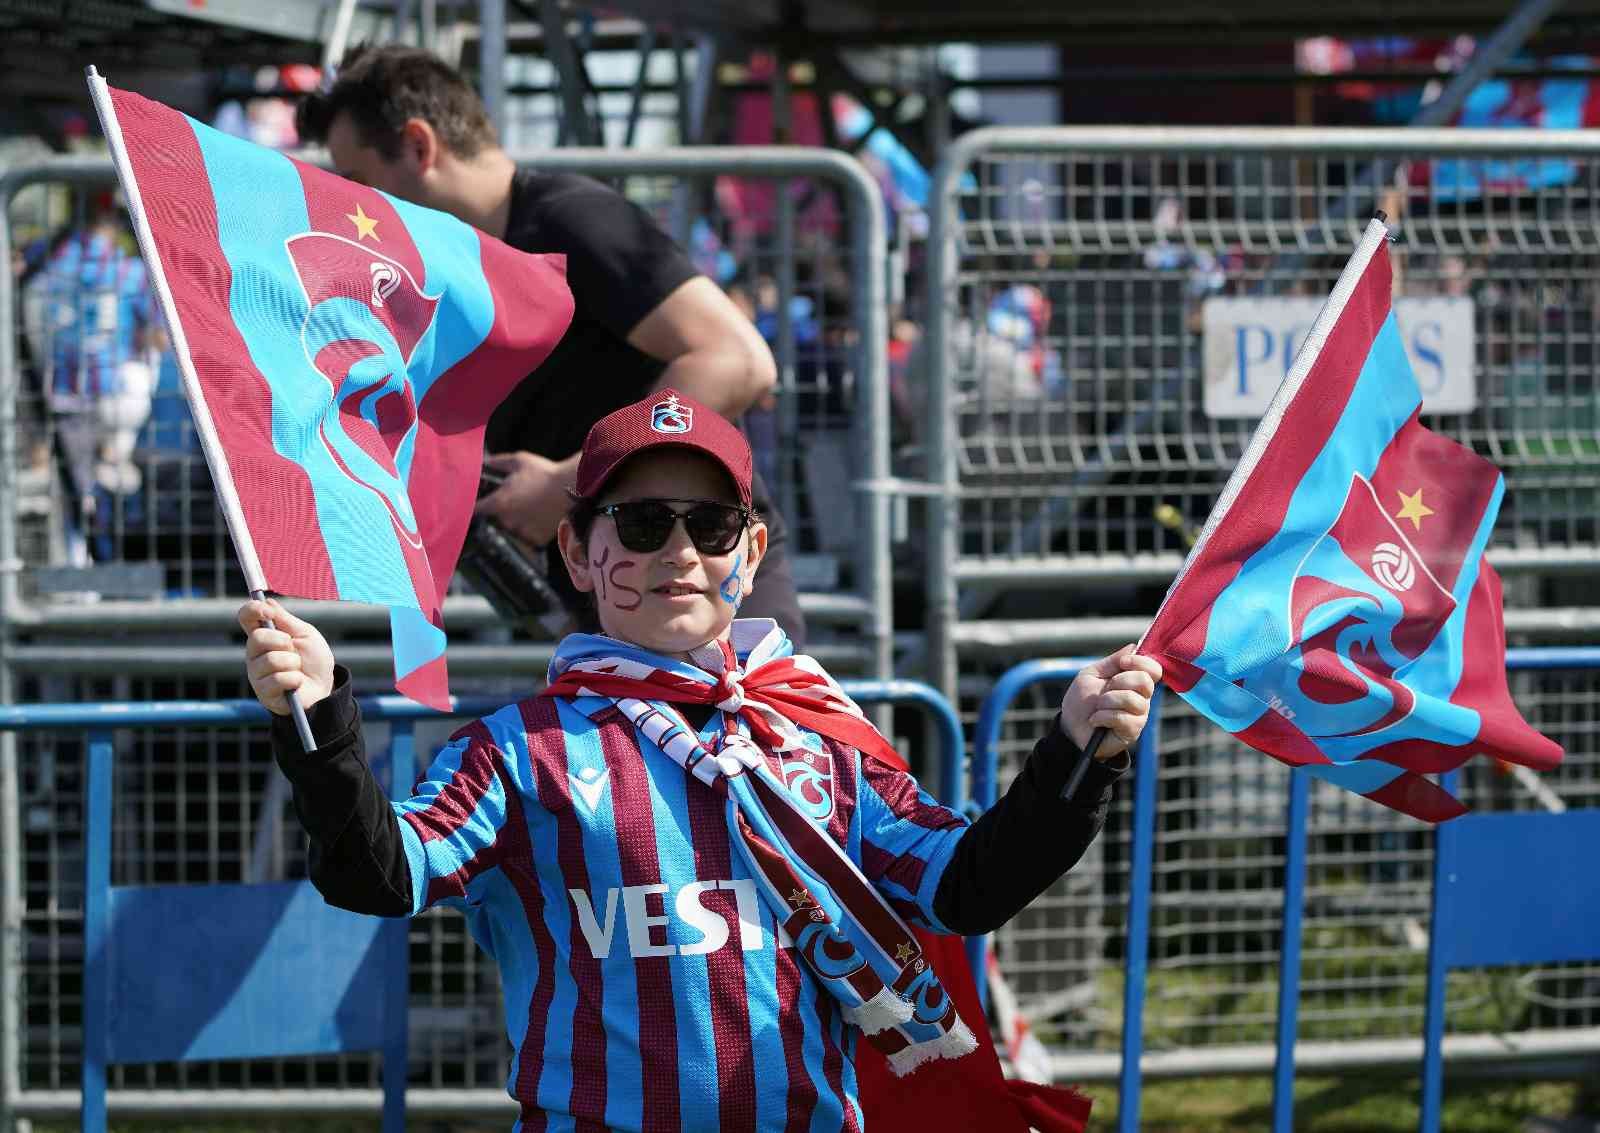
0,145,894,1120
0,146,893,678
973,646,1600,1133
0,677,963,1124
920,127,1600,697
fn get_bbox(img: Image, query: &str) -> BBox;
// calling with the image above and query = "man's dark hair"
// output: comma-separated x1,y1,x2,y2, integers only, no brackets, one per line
296,44,497,160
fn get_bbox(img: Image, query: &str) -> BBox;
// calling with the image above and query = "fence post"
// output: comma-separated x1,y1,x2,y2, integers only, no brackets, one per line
1117,691,1161,1133
1419,769,1460,1133
382,721,415,1133
922,136,970,699
0,166,24,1133
845,144,895,694
81,729,115,1130
1271,767,1311,1132
0,740,16,1130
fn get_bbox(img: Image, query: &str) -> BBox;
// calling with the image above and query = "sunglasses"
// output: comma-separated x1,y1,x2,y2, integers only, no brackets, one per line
592,499,751,555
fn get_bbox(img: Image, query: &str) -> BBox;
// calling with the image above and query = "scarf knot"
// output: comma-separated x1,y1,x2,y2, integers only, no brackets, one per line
713,670,746,713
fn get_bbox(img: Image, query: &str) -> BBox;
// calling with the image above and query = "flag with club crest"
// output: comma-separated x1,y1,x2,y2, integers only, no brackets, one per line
88,69,573,708
1139,214,1561,821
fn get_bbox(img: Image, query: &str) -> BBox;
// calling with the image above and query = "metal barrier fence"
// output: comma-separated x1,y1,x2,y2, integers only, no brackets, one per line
921,127,1600,697
0,677,962,1123
973,646,1600,1133
0,143,895,1125
0,146,893,680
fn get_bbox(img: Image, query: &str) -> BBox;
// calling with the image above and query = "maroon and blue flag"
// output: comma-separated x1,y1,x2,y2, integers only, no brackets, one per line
1140,216,1561,821
90,74,573,708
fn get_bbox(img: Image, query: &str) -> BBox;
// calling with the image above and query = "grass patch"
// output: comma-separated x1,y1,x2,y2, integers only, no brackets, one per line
30,1075,1597,1133
1081,1074,1593,1133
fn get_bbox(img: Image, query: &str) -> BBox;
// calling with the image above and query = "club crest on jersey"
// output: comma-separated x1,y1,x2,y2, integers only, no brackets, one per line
651,393,693,434
780,729,835,821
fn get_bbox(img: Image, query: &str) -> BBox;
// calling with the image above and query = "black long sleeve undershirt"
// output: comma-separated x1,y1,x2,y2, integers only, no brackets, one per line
270,670,412,917
930,720,1126,935
269,668,1128,930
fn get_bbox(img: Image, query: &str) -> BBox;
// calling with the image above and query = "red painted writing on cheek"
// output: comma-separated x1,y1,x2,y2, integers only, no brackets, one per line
608,560,642,611
589,545,611,603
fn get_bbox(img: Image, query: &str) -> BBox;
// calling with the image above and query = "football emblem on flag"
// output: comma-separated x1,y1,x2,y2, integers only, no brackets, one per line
285,232,441,547
1371,542,1415,592
368,261,400,307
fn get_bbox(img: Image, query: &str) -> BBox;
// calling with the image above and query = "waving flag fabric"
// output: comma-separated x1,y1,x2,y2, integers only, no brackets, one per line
1140,216,1561,821
89,72,573,708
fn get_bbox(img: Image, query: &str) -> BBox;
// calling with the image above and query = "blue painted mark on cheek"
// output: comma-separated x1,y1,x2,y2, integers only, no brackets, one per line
718,553,744,608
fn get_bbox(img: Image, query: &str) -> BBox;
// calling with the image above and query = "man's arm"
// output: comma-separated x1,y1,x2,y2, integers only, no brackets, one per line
477,177,775,545
477,276,778,542
628,275,777,417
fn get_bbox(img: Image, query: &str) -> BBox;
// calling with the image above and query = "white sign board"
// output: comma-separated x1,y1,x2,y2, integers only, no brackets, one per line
1202,296,1476,418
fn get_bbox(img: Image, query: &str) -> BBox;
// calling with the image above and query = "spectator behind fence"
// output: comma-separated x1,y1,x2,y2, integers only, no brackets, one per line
725,275,781,493
295,44,806,645
22,198,161,565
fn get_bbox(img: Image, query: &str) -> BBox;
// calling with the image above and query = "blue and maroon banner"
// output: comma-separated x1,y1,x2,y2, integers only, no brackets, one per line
1140,217,1561,821
94,78,573,708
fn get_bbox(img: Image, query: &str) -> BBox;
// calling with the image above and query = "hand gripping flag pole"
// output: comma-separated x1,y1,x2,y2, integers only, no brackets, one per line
86,65,318,750
83,67,572,735
1086,207,1560,820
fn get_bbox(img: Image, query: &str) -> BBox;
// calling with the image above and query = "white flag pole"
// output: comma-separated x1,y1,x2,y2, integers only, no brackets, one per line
85,66,318,753
1136,212,1393,653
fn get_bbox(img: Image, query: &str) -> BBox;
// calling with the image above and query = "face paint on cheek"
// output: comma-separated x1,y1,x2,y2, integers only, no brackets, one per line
718,553,744,610
608,560,643,611
589,545,611,603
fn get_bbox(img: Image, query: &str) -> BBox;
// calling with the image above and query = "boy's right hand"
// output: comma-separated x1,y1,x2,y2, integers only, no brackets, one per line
238,599,335,715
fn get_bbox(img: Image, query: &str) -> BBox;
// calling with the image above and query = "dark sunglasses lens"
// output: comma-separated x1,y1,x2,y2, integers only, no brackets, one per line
612,502,676,552
685,505,745,553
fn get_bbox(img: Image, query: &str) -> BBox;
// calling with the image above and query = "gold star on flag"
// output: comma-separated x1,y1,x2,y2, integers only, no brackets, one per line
347,202,380,242
894,942,915,965
1395,488,1435,532
787,887,811,909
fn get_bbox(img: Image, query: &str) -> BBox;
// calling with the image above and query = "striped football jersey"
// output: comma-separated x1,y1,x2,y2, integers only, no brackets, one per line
393,692,970,1132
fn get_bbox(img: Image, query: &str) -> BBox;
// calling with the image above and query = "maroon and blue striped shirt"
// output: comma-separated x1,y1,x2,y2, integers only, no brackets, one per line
395,692,970,1132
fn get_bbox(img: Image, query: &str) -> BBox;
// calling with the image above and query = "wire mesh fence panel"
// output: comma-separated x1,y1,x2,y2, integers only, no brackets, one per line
973,663,1600,1066
927,132,1600,1073
935,139,1600,576
13,668,514,1095
590,168,870,565
971,674,1126,1054
2,163,877,613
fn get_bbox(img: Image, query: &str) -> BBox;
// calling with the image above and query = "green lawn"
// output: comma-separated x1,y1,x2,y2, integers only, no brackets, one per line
1083,1074,1595,1132
32,1074,1598,1132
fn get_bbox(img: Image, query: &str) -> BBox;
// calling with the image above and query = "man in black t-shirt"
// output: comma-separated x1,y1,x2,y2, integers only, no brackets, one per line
296,44,806,643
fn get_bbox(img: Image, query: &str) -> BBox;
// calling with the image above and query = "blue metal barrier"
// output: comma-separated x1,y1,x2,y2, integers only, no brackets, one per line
973,659,1163,1133
972,646,1600,1133
0,678,965,1129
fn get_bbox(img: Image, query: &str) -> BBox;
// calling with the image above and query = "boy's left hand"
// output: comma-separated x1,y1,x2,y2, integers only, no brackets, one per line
1059,644,1164,760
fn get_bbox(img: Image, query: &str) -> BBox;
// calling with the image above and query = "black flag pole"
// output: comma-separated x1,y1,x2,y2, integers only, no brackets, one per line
1059,727,1108,802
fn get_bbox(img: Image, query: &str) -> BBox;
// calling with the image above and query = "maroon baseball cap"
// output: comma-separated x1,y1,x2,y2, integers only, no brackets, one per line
575,388,753,506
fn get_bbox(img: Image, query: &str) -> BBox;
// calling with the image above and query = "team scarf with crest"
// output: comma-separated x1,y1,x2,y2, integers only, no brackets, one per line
543,620,977,1076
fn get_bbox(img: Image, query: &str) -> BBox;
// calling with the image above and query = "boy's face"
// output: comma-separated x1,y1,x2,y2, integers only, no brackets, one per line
557,449,767,655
